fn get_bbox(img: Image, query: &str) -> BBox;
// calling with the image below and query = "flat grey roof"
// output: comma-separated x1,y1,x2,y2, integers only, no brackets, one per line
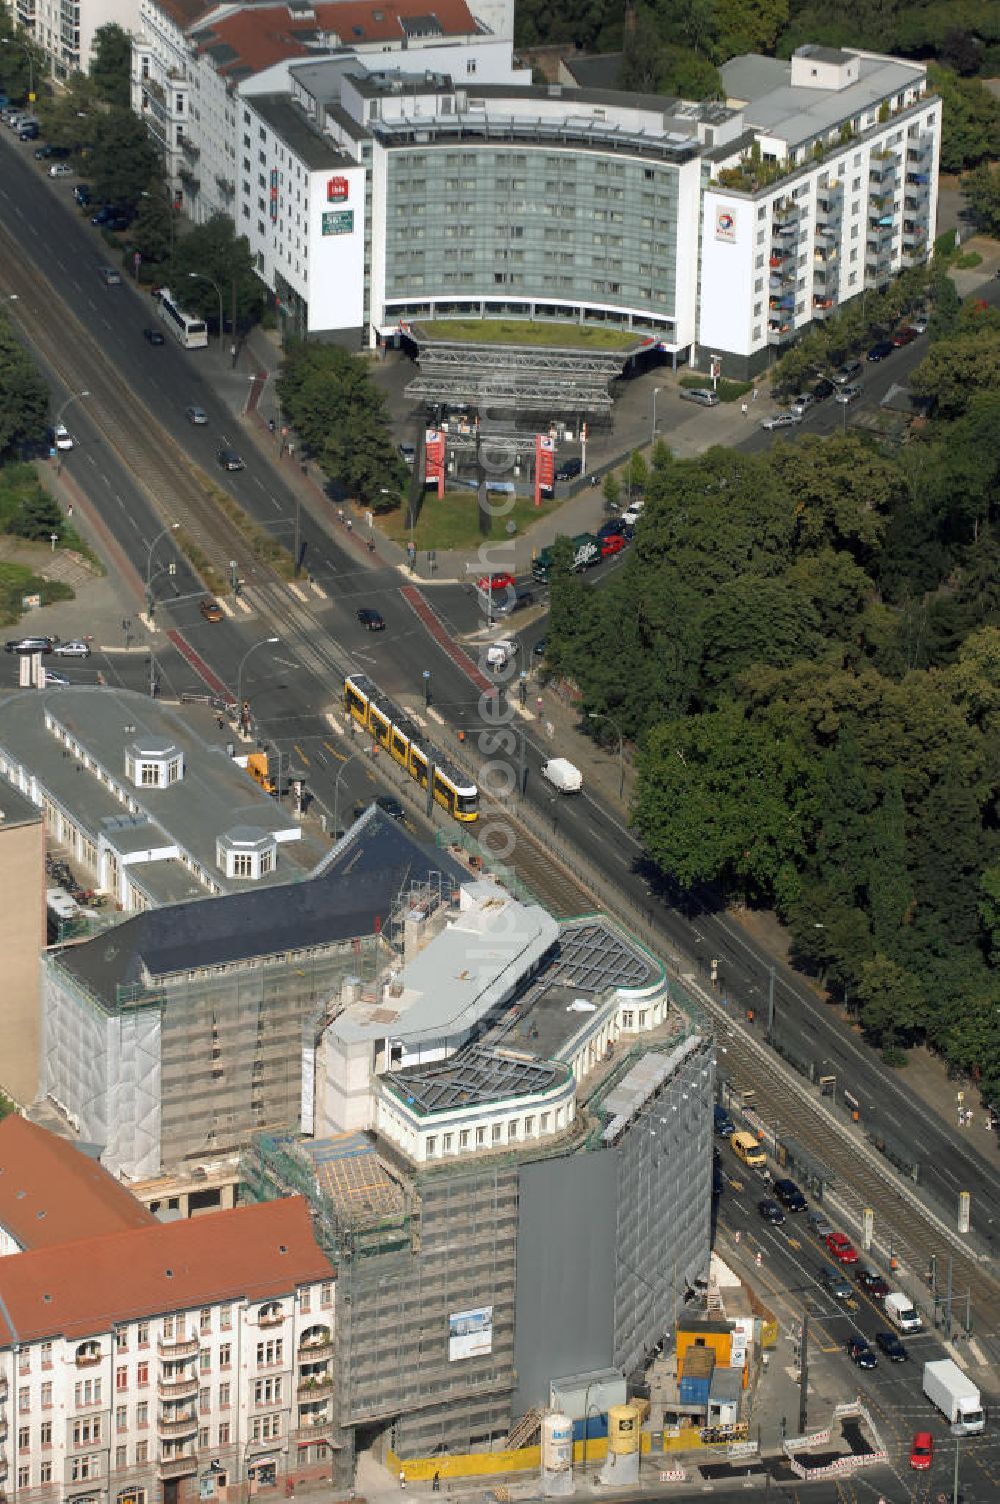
0,782,41,829
721,50,926,149
334,880,560,1044
561,53,624,91
53,808,467,1008
0,687,321,904
251,92,352,168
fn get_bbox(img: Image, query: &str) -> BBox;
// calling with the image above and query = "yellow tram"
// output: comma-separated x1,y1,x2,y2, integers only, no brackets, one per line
343,674,479,822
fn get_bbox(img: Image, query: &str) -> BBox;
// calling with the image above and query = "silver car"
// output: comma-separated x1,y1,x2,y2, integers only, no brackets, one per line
834,383,863,405
789,392,814,417
53,639,92,658
679,387,720,408
760,412,802,431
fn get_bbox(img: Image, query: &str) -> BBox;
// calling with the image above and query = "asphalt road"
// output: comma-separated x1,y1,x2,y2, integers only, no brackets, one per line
3,129,1000,1325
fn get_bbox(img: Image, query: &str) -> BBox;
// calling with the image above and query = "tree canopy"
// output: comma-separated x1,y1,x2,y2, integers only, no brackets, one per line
276,342,406,504
0,315,50,460
90,23,131,108
547,305,1000,1099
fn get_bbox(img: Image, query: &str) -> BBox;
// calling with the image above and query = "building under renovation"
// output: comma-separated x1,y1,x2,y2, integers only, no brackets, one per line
243,879,714,1474
39,808,465,1178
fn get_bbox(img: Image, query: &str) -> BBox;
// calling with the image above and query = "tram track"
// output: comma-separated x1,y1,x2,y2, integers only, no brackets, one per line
1,228,267,590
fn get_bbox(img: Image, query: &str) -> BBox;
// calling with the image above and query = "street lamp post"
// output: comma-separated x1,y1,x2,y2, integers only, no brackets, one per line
188,271,224,347
333,748,365,837
951,1424,964,1504
236,636,279,710
588,710,625,799
145,522,180,616
55,389,90,430
651,386,662,445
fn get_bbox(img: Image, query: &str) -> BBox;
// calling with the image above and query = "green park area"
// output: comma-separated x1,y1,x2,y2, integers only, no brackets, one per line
378,488,559,552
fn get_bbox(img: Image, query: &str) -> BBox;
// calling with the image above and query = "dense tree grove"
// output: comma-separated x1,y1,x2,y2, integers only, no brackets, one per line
547,317,1000,1102
277,342,406,504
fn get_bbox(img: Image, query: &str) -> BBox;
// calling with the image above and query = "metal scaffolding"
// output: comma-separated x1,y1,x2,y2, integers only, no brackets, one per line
405,341,630,416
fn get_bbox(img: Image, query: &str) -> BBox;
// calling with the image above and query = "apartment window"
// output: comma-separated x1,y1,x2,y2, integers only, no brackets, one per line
116,1366,127,1392
199,1426,210,1448
137,1323,149,1346
136,1402,148,1428
459,1130,470,1149
136,1362,149,1386
220,1306,232,1331
116,1405,127,1430
136,1440,149,1463
219,1382,231,1409
254,1376,283,1405
17,1468,28,1490
426,1134,437,1155
476,1126,486,1145
321,1283,333,1308
163,1315,175,1340
41,1381,52,1408
116,1445,127,1469
219,1421,231,1445
200,1308,212,1334
200,1387,210,1413
442,1132,453,1152
41,1341,54,1367
220,1343,232,1368
73,1417,102,1446
251,1414,282,1441
18,1386,28,1412
40,1420,52,1446
256,1340,282,1367
299,1288,312,1313
540,1112,550,1131
524,1116,534,1135
18,1425,29,1451
75,1379,101,1406
71,1456,98,1481
233,853,253,878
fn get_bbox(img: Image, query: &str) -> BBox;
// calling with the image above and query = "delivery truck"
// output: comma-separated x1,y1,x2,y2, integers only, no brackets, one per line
922,1359,985,1434
884,1291,922,1332
541,758,583,793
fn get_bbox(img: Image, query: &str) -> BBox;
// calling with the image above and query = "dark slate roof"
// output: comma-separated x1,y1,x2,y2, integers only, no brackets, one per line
561,53,624,91
57,809,466,1008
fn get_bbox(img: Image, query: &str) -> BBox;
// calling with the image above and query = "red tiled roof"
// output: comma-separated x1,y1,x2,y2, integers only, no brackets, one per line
0,1197,333,1345
194,0,479,77
0,1116,155,1250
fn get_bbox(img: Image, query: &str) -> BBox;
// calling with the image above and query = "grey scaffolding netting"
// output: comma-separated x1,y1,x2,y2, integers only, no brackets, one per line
404,340,634,416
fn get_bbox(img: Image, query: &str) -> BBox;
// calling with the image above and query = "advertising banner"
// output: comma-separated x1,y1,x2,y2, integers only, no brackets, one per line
425,429,446,497
535,434,554,508
715,206,737,242
448,1305,493,1361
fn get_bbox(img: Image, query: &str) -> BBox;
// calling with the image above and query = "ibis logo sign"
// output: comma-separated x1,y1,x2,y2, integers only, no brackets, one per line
327,175,349,202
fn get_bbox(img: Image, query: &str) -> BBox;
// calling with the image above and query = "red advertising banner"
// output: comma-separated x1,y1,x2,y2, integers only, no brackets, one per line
535,435,555,508
424,429,446,497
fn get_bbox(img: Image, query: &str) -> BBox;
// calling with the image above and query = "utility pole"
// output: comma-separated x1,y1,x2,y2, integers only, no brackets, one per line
945,1256,954,1339
230,273,239,367
798,1313,809,1435
766,968,775,1039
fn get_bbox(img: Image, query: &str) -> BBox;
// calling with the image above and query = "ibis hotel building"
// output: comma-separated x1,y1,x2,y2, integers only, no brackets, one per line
240,43,939,373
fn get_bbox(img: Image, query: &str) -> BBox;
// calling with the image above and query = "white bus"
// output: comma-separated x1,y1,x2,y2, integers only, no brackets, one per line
156,287,209,350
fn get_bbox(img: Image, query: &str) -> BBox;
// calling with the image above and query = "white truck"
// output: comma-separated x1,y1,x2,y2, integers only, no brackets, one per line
884,1291,923,1332
922,1359,986,1434
541,757,583,794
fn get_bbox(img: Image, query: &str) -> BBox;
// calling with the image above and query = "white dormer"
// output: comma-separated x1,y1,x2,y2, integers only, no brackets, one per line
124,739,184,790
216,825,278,880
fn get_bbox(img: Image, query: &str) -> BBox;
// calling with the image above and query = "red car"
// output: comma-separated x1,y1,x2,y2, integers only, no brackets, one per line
891,326,918,346
477,572,515,593
600,534,626,557
826,1231,859,1265
909,1431,933,1470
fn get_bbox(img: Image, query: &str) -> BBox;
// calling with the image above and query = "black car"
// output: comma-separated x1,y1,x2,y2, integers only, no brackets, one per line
555,457,583,481
73,183,92,206
866,340,894,362
375,795,405,821
812,378,836,402
597,519,626,541
875,1331,907,1361
18,122,39,140
714,1105,736,1137
758,1199,786,1226
856,1267,890,1300
532,636,547,658
35,143,70,160
846,1337,878,1370
357,608,385,631
143,328,165,346
217,448,245,471
773,1177,807,1212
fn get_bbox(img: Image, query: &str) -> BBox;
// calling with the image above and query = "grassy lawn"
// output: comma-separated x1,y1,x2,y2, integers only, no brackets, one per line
416,318,641,352
377,491,560,551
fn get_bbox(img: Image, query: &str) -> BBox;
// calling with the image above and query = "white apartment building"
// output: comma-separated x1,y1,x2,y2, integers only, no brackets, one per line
9,0,138,80
0,1196,335,1502
232,43,937,373
130,0,514,224
699,45,941,367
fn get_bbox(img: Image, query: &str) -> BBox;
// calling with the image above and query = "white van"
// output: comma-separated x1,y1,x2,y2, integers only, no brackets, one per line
884,1291,922,1332
541,758,583,793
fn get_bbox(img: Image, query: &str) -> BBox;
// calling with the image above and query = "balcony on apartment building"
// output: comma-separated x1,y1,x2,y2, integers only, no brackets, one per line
158,1453,198,1481
157,1335,201,1359
298,1330,334,1363
73,1343,102,1368
907,135,933,164
158,1409,199,1440
297,1372,334,1398
157,1375,200,1402
767,318,796,345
